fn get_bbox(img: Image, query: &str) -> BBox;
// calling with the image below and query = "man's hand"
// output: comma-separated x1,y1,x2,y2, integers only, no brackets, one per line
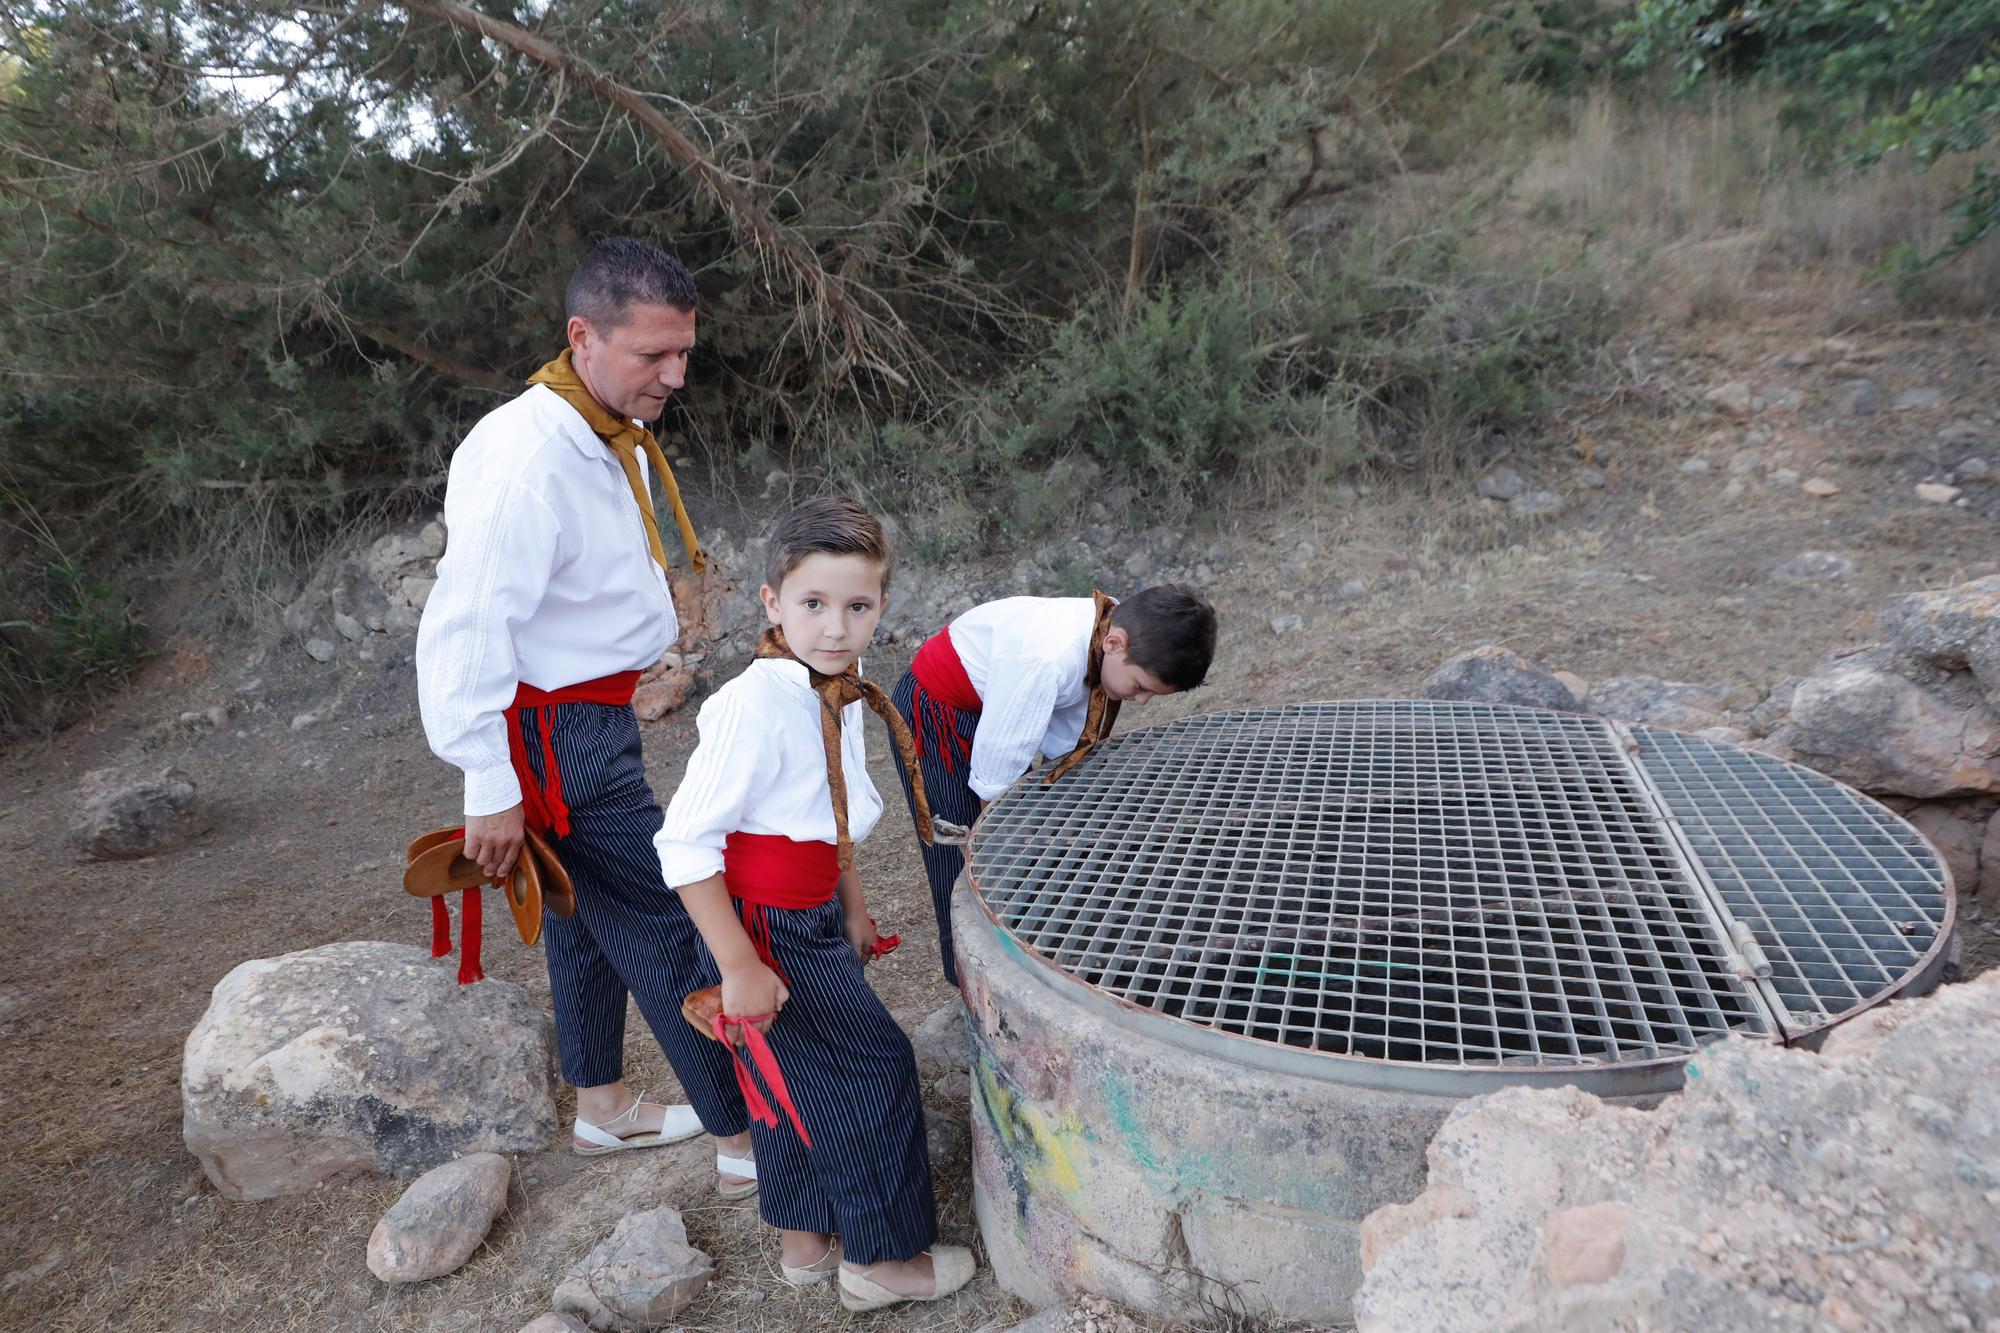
720,961,789,1036
845,911,882,965
463,804,525,882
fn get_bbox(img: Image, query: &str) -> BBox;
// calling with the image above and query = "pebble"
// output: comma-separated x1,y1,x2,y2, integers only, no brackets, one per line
1802,478,1841,498
1727,448,1762,474
1915,483,1962,505
1893,387,1946,410
1721,478,1746,500
1269,613,1305,636
1937,422,1983,444
1574,466,1607,489
1510,490,1563,516
332,612,366,643
303,637,337,663
1476,468,1527,501
1704,382,1755,417
290,712,320,731
1771,467,1802,485
1959,458,1990,480
1340,579,1369,598
1679,457,1711,474
204,705,230,730
1122,550,1152,579
1829,379,1883,415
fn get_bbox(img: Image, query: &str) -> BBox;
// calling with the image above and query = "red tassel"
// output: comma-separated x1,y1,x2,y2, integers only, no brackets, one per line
712,1014,813,1148
457,888,485,984
430,897,452,958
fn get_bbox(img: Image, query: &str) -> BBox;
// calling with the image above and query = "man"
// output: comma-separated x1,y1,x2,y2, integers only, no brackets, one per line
416,237,754,1195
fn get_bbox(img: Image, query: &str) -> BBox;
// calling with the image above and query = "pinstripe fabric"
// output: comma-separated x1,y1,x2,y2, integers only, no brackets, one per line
735,896,936,1264
523,699,747,1133
888,670,982,986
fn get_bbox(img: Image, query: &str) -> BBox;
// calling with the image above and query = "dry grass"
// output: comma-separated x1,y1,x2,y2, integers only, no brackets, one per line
1511,87,2000,325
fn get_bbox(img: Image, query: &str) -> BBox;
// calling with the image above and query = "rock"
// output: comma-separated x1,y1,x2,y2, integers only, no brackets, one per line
1694,725,1750,745
181,941,558,1200
1476,468,1526,501
912,1003,970,1080
74,767,199,861
552,1208,713,1332
333,611,367,643
1893,387,1946,410
1678,457,1710,474
931,1070,972,1103
1770,466,1801,485
1572,467,1606,490
367,1153,512,1284
1801,477,1840,497
1771,551,1855,583
1355,972,2000,1333
1726,447,1762,474
1122,550,1152,579
1915,482,1962,505
1938,421,1982,443
1269,613,1305,636
1719,478,1745,500
1585,676,1737,732
927,1111,971,1174
1900,800,1987,895
400,575,436,611
1985,812,2000,896
1748,677,1801,735
289,711,320,732
1755,385,1801,412
1828,378,1882,415
1418,646,1576,712
1552,671,1588,708
1774,659,2000,798
1509,490,1563,517
1876,575,2000,710
1341,579,1369,598
1703,382,1755,417
632,668,696,722
1961,457,1991,480
304,637,338,663
518,1316,590,1333
204,704,231,730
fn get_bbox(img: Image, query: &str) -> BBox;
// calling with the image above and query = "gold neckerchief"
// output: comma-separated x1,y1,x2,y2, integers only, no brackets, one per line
755,627,940,869
527,349,706,574
1043,590,1121,784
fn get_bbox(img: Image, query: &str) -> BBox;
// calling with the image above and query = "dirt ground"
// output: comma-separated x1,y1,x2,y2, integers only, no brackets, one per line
0,310,1994,1332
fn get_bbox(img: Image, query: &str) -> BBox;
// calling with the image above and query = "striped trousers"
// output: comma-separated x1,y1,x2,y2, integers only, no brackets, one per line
737,897,936,1263
519,700,747,1134
887,670,982,986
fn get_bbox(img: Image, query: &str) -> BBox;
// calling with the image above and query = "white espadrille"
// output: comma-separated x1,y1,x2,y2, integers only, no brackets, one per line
716,1150,759,1200
571,1093,705,1156
780,1238,841,1287
837,1245,976,1312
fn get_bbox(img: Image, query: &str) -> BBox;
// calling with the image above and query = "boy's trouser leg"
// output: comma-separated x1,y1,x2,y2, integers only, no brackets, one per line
526,701,748,1135
740,899,937,1264
888,671,981,986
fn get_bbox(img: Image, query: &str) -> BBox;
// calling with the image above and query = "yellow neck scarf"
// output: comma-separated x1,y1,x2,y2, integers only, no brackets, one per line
528,349,705,574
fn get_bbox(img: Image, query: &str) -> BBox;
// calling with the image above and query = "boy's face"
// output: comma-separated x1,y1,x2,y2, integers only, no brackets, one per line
1099,626,1176,704
760,553,888,676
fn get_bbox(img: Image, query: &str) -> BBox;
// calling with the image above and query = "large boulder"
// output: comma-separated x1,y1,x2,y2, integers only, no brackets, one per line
1418,646,1577,712
73,766,200,860
1876,575,2000,711
1773,655,2000,798
552,1208,714,1331
182,941,558,1200
1585,676,1750,733
1356,971,2000,1332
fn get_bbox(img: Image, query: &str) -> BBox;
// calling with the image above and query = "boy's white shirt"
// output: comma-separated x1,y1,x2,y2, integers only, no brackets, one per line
947,595,1098,801
416,384,679,818
655,657,883,888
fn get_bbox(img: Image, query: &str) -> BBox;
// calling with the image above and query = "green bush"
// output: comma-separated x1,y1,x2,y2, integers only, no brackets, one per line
0,549,148,741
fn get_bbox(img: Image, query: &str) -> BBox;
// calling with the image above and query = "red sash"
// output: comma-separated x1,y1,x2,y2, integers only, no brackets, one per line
431,669,641,983
909,626,979,770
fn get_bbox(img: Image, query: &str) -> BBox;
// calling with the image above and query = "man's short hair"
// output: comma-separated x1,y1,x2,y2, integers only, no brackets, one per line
1114,585,1217,691
764,497,895,594
565,237,699,329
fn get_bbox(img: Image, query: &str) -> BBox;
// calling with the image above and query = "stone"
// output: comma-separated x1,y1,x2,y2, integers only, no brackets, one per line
1893,387,1946,410
1356,972,2000,1333
1340,580,1369,598
367,1152,512,1284
400,575,437,610
1585,676,1736,732
912,1003,970,1080
1915,482,1962,505
74,767,200,861
1678,457,1710,474
1541,1201,1631,1288
631,668,696,722
1509,490,1563,517
204,704,231,730
304,637,338,663
931,1070,972,1103
1418,646,1575,712
552,1207,713,1332
1573,467,1606,490
927,1111,971,1174
1829,378,1882,415
1900,800,1987,895
1774,660,2000,798
290,711,320,732
1771,466,1801,485
1552,671,1588,708
1704,382,1755,417
333,611,367,643
1694,725,1750,745
181,942,558,1200
1476,468,1526,501
1269,613,1305,636
1772,551,1855,584
1876,575,2000,710
1961,457,1991,480
1726,447,1762,474
1719,478,1745,500
1749,677,1801,735
1939,422,1983,444
1122,550,1152,579
1801,477,1840,497
518,1316,589,1333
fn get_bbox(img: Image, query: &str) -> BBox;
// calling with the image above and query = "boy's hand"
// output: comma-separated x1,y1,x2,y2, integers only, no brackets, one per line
463,804,525,881
845,912,882,964
720,962,789,1036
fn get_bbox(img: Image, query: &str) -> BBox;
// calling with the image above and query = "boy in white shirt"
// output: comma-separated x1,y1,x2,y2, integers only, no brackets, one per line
888,585,1218,982
655,497,974,1311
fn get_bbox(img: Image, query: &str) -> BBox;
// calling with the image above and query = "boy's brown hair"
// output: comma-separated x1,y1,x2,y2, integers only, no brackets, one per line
763,496,895,593
1113,584,1217,691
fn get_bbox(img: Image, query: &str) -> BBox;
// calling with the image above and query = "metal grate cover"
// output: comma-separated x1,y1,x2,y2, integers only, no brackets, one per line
966,700,1952,1076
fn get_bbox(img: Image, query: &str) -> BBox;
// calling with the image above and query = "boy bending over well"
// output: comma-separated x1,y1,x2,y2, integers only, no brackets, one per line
889,585,1218,983
655,497,974,1311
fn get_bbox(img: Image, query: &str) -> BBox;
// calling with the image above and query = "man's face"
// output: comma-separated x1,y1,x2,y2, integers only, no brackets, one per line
568,301,696,422
1099,626,1177,704
760,554,889,677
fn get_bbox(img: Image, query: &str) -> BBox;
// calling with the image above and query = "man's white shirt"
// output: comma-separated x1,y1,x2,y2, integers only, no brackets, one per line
654,658,883,888
947,595,1098,801
416,384,679,817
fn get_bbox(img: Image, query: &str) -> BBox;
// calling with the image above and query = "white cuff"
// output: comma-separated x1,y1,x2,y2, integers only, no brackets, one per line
660,845,725,891
463,762,524,818
969,773,1012,802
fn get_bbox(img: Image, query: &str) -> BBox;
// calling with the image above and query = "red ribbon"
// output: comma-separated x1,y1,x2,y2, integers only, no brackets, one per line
712,1013,814,1148
909,626,979,772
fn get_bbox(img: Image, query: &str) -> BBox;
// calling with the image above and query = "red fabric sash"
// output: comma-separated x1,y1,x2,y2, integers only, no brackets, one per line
433,669,642,984
710,1013,815,1149
909,626,979,771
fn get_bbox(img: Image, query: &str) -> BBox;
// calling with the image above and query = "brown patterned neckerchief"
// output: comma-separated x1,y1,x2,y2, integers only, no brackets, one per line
755,627,942,869
1043,590,1121,784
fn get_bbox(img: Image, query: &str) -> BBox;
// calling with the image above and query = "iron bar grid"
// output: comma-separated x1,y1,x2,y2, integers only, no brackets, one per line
1629,729,1949,1034
969,701,1779,1069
